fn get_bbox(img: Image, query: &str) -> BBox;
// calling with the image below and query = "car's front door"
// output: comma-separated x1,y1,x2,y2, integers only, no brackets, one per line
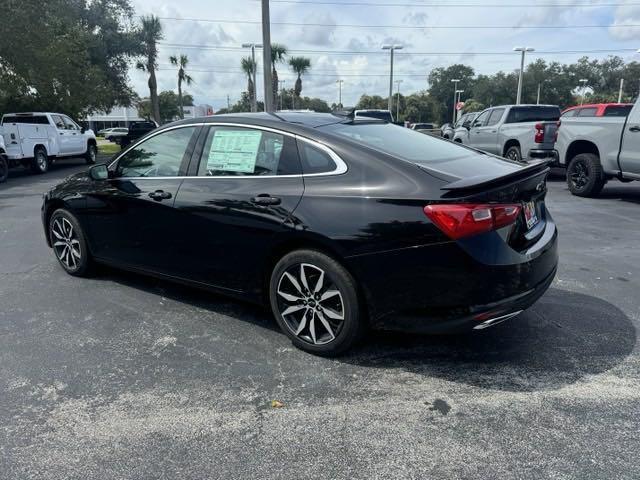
619,102,640,175
85,125,201,273
62,116,85,154
172,124,305,294
51,114,74,155
468,109,491,151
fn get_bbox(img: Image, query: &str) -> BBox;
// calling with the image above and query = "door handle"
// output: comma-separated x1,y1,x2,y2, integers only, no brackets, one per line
148,190,172,201
629,126,640,132
251,194,281,206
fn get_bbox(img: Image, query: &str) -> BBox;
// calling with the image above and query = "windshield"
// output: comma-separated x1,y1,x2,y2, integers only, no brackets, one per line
320,122,480,164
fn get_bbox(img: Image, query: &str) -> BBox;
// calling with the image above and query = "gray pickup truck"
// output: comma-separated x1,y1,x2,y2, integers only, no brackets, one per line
460,104,560,162
555,98,640,197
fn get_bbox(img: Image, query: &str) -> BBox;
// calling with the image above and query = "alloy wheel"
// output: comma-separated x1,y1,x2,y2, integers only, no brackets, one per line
569,160,588,189
51,217,81,270
506,148,521,161
276,263,345,345
36,151,47,172
89,146,97,162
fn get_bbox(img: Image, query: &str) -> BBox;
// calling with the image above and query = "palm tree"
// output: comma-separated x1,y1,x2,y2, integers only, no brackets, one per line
136,15,163,124
288,57,311,109
240,56,256,111
169,54,193,119
270,43,288,107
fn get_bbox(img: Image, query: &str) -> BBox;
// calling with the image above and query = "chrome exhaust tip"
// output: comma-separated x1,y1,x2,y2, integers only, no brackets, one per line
473,310,523,330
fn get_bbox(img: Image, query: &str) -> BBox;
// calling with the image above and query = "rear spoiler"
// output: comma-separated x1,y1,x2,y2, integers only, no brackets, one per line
439,161,550,192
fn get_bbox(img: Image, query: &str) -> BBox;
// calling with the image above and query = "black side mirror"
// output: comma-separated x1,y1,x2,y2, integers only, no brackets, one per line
81,127,86,134
463,121,471,129
89,164,109,180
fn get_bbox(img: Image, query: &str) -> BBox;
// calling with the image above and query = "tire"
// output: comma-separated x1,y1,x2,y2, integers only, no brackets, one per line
32,146,49,174
269,249,365,356
454,138,462,143
504,145,522,162
49,209,93,277
85,142,97,164
567,153,606,197
0,156,7,183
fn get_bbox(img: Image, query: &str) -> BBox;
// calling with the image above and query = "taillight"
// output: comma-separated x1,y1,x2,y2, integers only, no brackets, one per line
424,203,521,240
534,123,545,143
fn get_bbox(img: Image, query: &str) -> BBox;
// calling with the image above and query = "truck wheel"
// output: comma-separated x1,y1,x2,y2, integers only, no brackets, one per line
567,153,606,197
0,156,8,183
505,145,522,162
31,147,49,174
85,143,97,164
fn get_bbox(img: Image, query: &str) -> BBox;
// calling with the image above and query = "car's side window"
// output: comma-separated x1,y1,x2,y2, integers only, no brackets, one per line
473,110,490,127
486,108,505,126
562,109,576,118
297,141,338,174
51,115,65,130
197,126,301,176
62,116,78,130
577,107,597,117
116,126,197,178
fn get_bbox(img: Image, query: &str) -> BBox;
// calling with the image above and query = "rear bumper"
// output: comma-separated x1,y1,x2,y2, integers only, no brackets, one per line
528,148,558,161
346,208,558,334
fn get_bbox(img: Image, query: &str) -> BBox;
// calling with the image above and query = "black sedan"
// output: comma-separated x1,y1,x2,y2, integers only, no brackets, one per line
42,112,558,355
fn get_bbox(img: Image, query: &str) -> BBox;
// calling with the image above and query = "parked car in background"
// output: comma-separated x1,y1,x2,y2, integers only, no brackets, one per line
555,97,640,196
410,122,437,134
98,127,115,136
105,127,129,142
0,112,97,174
440,122,454,139
562,103,633,118
452,112,480,143
353,109,394,122
42,112,557,355
459,105,561,162
0,134,7,183
116,120,158,147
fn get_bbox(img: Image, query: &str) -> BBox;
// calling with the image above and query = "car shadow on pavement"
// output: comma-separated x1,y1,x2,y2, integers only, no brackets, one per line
340,288,636,392
596,185,640,204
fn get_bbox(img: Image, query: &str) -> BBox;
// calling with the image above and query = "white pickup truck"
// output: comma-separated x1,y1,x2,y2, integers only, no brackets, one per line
555,99,640,197
0,112,97,178
460,104,561,163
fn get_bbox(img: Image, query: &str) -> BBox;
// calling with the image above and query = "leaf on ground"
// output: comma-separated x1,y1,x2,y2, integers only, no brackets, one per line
270,400,285,408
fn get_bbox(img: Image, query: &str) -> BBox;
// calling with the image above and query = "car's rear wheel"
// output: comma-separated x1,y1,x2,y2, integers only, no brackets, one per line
0,155,8,183
49,209,93,277
269,249,364,356
32,146,49,174
505,145,522,162
567,153,606,197
85,143,97,164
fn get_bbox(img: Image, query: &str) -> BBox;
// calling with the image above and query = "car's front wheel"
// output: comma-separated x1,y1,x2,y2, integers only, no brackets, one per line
269,249,364,356
85,143,97,164
49,209,93,277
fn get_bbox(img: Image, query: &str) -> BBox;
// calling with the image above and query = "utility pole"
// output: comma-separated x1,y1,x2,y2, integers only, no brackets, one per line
242,43,263,113
227,95,230,110
451,78,460,124
395,79,403,121
514,46,534,105
618,78,624,103
279,80,285,110
336,79,344,107
382,44,403,112
261,0,273,112
579,78,588,105
536,83,541,105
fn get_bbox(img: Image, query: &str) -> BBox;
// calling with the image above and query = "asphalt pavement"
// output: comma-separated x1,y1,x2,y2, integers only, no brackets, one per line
1,158,639,479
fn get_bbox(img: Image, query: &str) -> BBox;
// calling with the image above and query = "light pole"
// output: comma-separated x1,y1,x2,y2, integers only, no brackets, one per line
579,78,588,105
261,0,273,112
395,79,403,121
336,79,344,108
513,46,535,105
618,78,624,103
537,82,541,104
455,89,464,122
450,79,460,123
242,42,263,113
382,44,403,112
278,80,285,110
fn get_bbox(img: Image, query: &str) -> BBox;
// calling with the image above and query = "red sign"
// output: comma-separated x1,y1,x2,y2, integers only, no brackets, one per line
456,101,465,111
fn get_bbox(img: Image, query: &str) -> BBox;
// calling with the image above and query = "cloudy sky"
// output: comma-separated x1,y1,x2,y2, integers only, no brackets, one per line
128,0,640,110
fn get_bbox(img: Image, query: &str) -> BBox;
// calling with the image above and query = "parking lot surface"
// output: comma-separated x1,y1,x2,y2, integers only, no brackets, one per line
1,160,639,479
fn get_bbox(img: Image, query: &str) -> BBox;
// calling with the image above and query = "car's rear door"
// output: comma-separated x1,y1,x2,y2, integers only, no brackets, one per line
619,101,640,175
86,125,201,273
171,124,304,293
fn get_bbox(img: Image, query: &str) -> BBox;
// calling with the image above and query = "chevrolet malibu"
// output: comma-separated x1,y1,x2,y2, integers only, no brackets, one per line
42,112,558,355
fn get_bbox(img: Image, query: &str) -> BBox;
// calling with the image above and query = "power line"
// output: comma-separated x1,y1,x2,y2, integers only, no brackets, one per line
155,16,640,30
264,0,640,7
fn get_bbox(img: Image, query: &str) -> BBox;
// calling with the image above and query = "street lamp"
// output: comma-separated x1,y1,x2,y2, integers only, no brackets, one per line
336,79,344,108
242,42,263,113
382,44,403,112
455,89,464,122
450,79,460,123
578,78,589,105
395,79,403,121
514,46,535,105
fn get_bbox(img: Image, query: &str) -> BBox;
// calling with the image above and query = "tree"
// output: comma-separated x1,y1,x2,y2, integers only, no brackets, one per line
270,43,288,106
169,54,193,119
355,95,388,110
427,64,475,124
403,92,442,124
240,56,256,109
0,0,141,118
136,15,163,124
288,56,311,109
137,90,194,123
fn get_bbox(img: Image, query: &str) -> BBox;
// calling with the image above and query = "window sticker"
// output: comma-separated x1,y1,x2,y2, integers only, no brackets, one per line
207,130,262,173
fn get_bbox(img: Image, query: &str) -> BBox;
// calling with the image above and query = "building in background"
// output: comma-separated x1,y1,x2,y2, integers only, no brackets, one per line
84,104,214,131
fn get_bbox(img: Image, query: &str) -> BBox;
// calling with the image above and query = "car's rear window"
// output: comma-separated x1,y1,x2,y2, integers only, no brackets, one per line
603,105,633,117
2,115,50,125
319,122,477,163
505,106,561,123
577,107,597,117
